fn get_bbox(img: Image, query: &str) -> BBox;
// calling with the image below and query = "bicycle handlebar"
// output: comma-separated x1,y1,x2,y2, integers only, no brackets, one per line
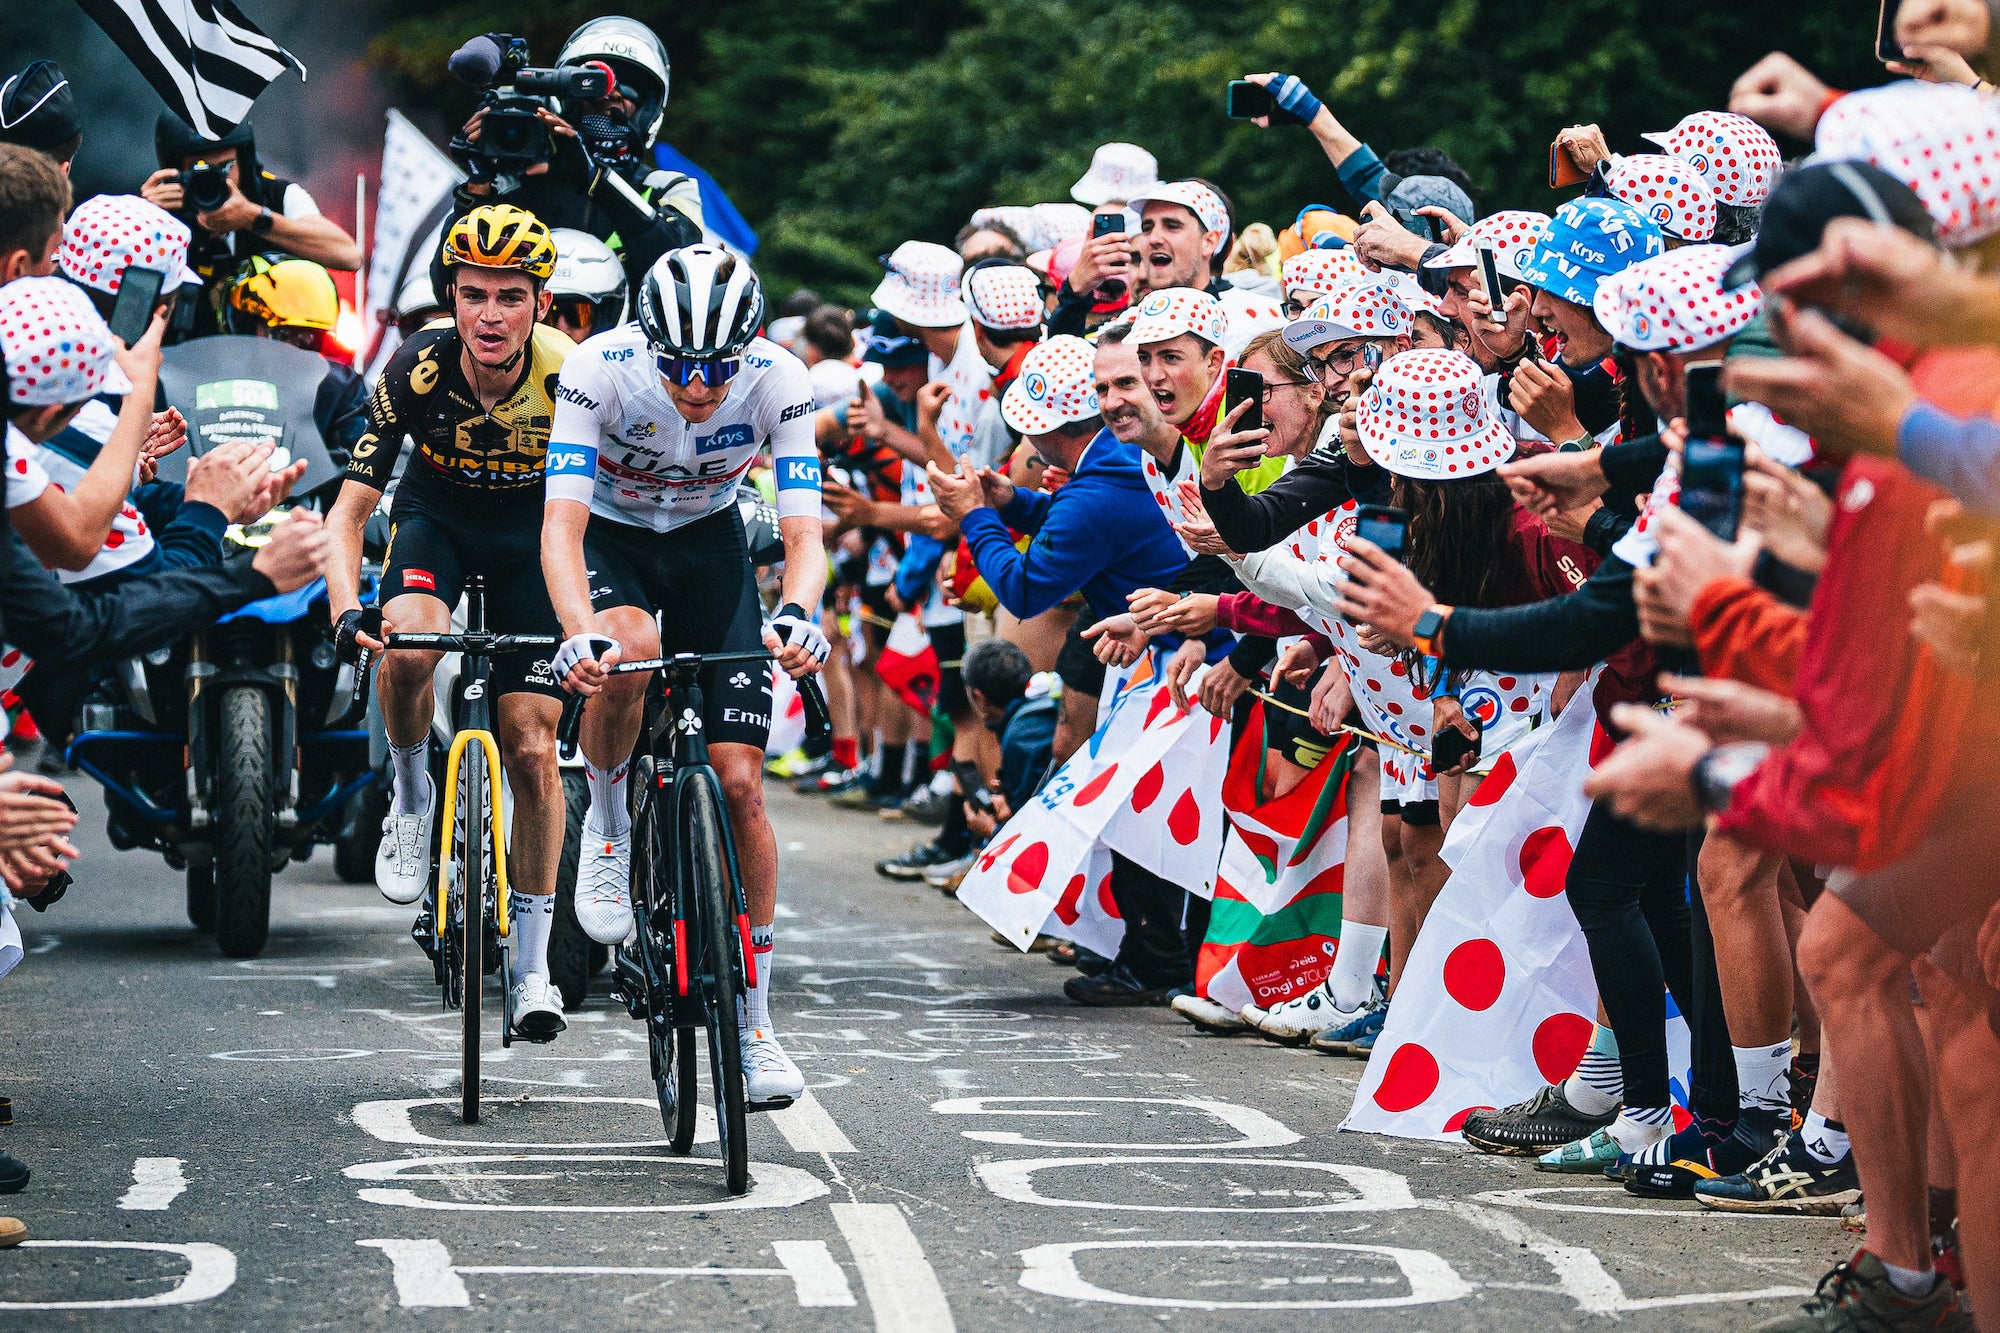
555,650,831,759
383,632,563,652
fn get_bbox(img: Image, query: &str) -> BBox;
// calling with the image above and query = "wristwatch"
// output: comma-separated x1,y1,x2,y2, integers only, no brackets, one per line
1411,604,1451,658
250,206,275,234
1690,742,1770,814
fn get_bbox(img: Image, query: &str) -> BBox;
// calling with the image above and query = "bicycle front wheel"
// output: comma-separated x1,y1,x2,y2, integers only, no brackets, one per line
681,774,748,1195
460,739,487,1124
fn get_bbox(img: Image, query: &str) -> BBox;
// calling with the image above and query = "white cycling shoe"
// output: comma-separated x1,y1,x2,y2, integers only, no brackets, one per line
1241,981,1370,1046
511,972,567,1042
376,775,435,905
741,1027,805,1105
574,829,633,944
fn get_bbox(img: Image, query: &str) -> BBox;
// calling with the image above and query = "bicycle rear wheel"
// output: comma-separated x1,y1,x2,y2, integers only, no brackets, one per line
681,774,748,1195
460,740,486,1125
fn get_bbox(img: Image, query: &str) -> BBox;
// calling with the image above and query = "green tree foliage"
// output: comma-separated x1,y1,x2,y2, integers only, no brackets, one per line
373,0,1883,305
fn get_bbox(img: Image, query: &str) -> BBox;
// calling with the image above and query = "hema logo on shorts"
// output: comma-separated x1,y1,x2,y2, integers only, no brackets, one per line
404,569,436,591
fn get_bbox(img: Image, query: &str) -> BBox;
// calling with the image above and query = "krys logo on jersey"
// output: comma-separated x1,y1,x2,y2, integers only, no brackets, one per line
695,422,755,455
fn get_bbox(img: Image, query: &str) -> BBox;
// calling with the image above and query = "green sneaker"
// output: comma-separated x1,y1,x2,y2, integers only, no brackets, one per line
1535,1127,1624,1174
1751,1249,1973,1332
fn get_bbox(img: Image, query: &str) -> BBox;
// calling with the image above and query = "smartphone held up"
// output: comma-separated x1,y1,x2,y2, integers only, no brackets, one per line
1225,366,1265,439
1676,361,1747,542
108,264,167,346
1225,80,1276,120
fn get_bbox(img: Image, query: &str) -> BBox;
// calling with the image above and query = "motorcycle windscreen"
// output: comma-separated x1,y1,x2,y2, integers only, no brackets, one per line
155,336,343,498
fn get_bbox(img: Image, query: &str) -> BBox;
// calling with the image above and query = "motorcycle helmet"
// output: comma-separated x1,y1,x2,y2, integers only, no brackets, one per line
227,253,339,352
547,227,628,338
556,16,669,156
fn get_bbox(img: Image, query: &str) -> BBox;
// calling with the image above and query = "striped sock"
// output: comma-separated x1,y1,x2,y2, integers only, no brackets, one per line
1563,1024,1622,1116
1609,1104,1674,1153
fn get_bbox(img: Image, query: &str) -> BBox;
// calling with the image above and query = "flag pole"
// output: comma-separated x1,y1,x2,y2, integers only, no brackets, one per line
354,171,369,359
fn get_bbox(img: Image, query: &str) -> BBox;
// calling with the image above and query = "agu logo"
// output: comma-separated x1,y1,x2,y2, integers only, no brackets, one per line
1023,371,1049,402
1459,684,1501,727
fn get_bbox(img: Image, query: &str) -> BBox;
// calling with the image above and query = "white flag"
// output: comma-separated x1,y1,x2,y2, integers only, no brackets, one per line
364,109,464,375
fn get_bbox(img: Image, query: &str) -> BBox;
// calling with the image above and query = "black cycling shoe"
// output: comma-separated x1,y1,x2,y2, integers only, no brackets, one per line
1063,964,1177,1007
1460,1082,1618,1157
1624,1108,1785,1199
1073,947,1114,977
876,840,960,880
0,1151,28,1193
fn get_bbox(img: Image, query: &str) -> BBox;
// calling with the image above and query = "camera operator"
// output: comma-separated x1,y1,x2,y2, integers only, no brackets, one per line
444,17,703,298
139,113,361,337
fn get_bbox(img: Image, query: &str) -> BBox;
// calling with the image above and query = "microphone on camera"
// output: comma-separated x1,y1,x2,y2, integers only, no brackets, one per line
448,34,506,86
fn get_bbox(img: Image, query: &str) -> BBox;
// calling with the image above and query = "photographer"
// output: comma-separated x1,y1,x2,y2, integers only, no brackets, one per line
445,18,703,298
139,113,361,337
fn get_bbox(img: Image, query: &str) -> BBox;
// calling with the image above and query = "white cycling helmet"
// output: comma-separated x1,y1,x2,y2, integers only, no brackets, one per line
394,269,442,325
557,16,670,151
637,244,764,364
549,227,628,323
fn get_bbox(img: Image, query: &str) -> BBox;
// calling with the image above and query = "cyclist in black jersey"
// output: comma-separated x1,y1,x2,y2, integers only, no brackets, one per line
324,204,575,1040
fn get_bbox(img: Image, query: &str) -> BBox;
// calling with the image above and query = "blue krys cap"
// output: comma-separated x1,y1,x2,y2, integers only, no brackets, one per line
1515,197,1665,307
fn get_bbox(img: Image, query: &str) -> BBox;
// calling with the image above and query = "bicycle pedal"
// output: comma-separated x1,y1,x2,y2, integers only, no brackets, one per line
744,1096,795,1115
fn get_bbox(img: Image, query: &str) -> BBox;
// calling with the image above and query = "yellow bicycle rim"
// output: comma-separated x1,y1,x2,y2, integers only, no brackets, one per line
434,729,512,939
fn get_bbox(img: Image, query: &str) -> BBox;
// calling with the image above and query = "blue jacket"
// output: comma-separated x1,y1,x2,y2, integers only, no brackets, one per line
996,693,1059,811
958,430,1188,621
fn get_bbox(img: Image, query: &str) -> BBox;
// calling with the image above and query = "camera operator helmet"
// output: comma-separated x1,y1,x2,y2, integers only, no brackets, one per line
440,204,558,288
636,244,763,386
548,227,627,338
556,16,670,158
394,268,445,337
155,111,262,213
226,252,339,352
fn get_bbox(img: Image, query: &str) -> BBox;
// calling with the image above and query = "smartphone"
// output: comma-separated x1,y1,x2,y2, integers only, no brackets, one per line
108,265,167,347
1091,212,1125,237
1876,0,1902,62
1474,241,1508,327
954,761,996,815
1684,360,1728,439
1360,342,1383,372
1354,503,1408,558
1679,361,1744,540
1549,138,1588,189
1226,80,1276,120
1432,721,1483,770
1225,367,1264,437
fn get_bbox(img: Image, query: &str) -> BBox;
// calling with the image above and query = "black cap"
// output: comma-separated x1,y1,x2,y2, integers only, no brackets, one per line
861,310,926,368
1724,160,1935,289
0,61,81,153
155,110,254,167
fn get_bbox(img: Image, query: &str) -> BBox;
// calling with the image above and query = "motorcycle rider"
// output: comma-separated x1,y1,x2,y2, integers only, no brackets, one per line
223,252,370,467
544,227,627,343
323,204,575,1041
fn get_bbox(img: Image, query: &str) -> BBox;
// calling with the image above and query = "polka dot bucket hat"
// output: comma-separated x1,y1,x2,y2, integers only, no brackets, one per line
1423,209,1553,281
1283,280,1413,355
1642,110,1783,208
966,264,1044,331
1000,334,1099,435
871,240,966,328
1126,285,1228,347
1604,154,1718,241
1355,347,1513,480
1,275,135,407
1815,80,2000,246
1593,244,1762,352
58,194,197,296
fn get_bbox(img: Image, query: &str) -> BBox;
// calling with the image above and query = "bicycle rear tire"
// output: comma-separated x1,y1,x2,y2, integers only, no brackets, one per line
681,774,748,1195
460,740,486,1125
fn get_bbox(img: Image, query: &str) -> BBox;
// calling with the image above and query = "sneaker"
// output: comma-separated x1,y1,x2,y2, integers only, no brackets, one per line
1461,1082,1620,1157
1063,964,1175,1006
886,784,952,825
876,840,959,880
375,774,435,905
574,830,633,944
923,853,977,892
741,1027,805,1105
830,781,900,811
1307,998,1386,1056
1751,1249,1973,1333
766,749,829,781
1842,1199,1868,1233
1536,1127,1626,1174
806,765,866,796
1696,1133,1863,1216
510,973,567,1042
1242,982,1369,1046
1171,992,1251,1034
0,1150,26,1194
1625,1108,1785,1199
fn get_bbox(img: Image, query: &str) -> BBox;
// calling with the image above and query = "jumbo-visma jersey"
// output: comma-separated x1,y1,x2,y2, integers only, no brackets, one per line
545,328,821,532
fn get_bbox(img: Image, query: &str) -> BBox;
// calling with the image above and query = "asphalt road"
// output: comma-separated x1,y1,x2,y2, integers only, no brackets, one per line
0,779,1850,1329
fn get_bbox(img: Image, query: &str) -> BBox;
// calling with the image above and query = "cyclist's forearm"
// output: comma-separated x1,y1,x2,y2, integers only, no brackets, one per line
776,515,829,613
541,499,599,639
323,482,377,620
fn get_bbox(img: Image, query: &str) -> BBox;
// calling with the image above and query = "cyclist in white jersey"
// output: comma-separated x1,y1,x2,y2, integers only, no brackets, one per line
544,245,829,1104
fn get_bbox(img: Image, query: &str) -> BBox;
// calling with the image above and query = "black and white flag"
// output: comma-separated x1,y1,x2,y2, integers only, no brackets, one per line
76,0,305,138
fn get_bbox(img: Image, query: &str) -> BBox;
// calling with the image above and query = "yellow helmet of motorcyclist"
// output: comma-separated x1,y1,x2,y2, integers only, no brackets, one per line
227,253,340,333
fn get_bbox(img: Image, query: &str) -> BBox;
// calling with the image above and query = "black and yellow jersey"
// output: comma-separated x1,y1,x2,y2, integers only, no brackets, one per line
348,320,576,508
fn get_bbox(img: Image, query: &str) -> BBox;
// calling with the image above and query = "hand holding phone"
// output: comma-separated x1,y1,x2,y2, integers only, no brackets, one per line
1226,80,1276,120
1354,503,1408,560
1677,361,1746,541
1474,242,1509,328
1225,367,1264,439
108,265,168,348
1876,0,1902,62
1432,716,1482,771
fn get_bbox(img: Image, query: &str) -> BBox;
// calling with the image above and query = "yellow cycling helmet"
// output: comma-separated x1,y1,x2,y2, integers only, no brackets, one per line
440,204,558,281
227,253,339,332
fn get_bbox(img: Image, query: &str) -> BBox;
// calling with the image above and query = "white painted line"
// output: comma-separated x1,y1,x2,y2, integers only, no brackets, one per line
349,1095,713,1149
770,1240,858,1307
768,1091,857,1154
832,1202,955,1333
346,1154,830,1212
934,1096,1301,1150
1017,1240,1472,1310
975,1156,1418,1213
357,1239,472,1308
117,1157,188,1211
0,1241,235,1310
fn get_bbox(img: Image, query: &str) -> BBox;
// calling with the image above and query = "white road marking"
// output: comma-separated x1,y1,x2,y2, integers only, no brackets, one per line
768,1090,856,1154
349,1095,712,1149
0,1241,234,1310
357,1239,470,1307
933,1068,978,1090
345,1154,830,1212
1471,1184,1801,1218
1017,1239,1473,1310
211,1048,375,1062
831,1202,955,1333
360,1237,855,1309
117,1157,187,1211
975,1156,1418,1213
934,1096,1302,1150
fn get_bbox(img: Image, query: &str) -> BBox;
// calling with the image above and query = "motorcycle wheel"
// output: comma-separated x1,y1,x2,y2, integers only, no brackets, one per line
548,769,592,1010
334,775,388,884
186,863,216,934
214,686,274,959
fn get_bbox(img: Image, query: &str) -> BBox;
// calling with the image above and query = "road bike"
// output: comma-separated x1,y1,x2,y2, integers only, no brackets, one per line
559,649,829,1194
363,574,559,1124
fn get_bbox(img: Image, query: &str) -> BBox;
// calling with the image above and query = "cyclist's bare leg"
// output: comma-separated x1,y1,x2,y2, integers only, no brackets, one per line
376,593,447,814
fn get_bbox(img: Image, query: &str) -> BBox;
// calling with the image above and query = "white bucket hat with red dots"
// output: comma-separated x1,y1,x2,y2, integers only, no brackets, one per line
1283,280,1413,354
58,194,197,296
1603,154,1718,241
1282,248,1368,299
1642,110,1783,208
1815,80,2000,247
1355,347,1513,480
1000,334,1099,435
966,264,1045,332
1028,201,1092,250
1126,285,1228,347
1,276,135,407
1071,142,1159,206
1423,209,1553,281
1593,244,1762,353
871,240,966,328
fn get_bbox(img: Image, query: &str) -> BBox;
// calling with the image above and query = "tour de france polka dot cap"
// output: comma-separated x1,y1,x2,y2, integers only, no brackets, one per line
1815,80,2000,247
1591,244,1762,353
58,194,198,296
1603,154,1717,242
965,264,1044,331
1281,248,1368,300
1125,285,1229,347
1282,281,1413,355
0,276,135,407
1515,197,1665,307
1355,347,1514,480
1641,110,1783,207
1000,334,1099,435
1422,209,1553,281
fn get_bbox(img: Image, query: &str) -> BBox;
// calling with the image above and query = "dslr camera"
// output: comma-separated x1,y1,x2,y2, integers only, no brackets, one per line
448,33,608,177
178,161,233,213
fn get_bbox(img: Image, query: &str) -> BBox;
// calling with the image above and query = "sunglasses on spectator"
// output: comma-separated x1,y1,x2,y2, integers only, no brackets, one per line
657,353,742,387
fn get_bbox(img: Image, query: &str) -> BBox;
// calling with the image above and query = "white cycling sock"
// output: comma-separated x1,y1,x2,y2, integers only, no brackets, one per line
1326,922,1387,1011
1802,1110,1851,1164
584,757,630,839
1563,1024,1623,1116
929,769,955,796
513,892,554,981
389,739,429,816
1882,1261,1938,1297
1734,1040,1793,1114
745,924,775,1032
1608,1104,1674,1153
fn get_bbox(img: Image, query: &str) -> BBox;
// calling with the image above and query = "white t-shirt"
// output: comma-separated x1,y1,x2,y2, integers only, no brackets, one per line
5,423,51,510
34,400,156,583
546,327,821,533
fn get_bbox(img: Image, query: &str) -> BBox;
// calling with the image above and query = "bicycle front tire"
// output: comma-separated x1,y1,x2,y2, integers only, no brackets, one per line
681,773,748,1195
460,739,486,1125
